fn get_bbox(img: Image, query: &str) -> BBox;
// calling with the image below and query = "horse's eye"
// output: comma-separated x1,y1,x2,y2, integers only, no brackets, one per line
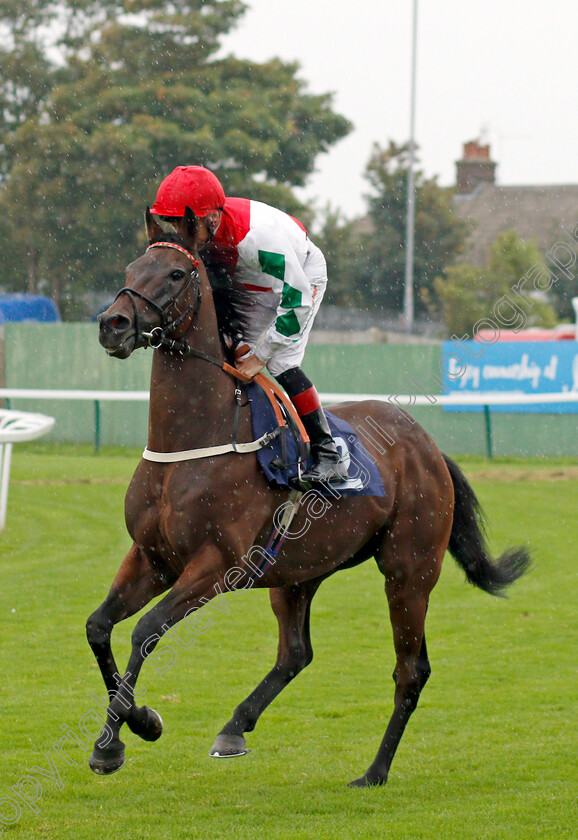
170,269,186,281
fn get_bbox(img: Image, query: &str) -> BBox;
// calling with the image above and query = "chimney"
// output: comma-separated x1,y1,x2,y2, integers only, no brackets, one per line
455,140,497,194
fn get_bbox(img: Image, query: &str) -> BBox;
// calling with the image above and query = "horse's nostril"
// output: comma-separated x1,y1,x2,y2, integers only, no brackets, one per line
111,315,130,330
101,313,131,332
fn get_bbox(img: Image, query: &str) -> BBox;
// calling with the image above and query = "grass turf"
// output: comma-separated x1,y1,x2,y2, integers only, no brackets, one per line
0,447,576,839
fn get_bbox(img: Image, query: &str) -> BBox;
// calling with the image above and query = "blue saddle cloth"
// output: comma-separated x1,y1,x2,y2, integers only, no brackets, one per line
246,382,385,498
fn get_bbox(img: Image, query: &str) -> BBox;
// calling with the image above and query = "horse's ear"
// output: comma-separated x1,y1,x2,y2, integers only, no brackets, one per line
145,207,164,243
174,206,198,243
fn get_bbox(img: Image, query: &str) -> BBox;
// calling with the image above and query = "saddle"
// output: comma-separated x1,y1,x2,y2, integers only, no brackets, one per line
143,361,384,498
223,364,309,459
235,372,385,498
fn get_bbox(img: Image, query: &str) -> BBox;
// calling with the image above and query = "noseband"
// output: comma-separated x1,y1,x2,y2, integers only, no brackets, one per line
113,242,202,354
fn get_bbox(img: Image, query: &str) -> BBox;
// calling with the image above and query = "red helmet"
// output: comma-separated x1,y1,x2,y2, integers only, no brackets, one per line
151,166,226,217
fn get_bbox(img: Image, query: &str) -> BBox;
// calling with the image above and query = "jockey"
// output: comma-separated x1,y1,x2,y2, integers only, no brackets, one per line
151,165,348,486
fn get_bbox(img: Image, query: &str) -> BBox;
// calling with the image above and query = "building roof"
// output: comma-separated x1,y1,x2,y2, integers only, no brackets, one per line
453,182,578,265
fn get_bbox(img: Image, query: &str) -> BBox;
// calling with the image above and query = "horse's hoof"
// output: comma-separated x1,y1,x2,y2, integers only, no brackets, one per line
89,740,126,776
128,706,164,742
348,773,386,788
209,733,249,758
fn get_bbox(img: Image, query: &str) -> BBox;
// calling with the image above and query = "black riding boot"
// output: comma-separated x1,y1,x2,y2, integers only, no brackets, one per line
299,408,349,485
275,367,349,486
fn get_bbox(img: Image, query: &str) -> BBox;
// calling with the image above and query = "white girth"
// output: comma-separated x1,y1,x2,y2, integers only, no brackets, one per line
142,430,276,463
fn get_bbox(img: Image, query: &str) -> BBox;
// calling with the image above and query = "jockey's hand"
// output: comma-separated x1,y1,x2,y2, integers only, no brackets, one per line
235,352,267,379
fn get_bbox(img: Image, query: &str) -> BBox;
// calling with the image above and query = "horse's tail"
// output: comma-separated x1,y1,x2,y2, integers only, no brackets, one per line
443,454,531,596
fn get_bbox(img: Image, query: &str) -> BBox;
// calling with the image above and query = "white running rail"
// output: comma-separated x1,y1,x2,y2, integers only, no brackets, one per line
0,410,55,531
1,388,578,405
0,387,576,459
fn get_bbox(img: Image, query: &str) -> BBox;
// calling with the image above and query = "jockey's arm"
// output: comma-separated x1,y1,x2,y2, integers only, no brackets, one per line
247,231,314,365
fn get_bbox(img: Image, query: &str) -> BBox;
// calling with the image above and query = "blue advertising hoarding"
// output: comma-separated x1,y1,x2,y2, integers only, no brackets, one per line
441,341,578,413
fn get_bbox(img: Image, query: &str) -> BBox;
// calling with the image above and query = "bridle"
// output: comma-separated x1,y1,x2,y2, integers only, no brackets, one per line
113,241,202,354
113,239,273,456
109,239,309,466
111,237,254,385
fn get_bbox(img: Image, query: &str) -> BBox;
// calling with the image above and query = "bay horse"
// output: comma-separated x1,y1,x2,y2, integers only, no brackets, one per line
90,207,530,785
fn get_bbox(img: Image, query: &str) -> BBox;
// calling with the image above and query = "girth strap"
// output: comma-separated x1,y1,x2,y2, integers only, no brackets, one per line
142,428,281,463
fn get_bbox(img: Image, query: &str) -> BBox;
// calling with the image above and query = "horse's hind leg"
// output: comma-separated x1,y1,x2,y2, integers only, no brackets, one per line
86,544,173,744
210,578,322,758
350,538,442,787
349,604,431,787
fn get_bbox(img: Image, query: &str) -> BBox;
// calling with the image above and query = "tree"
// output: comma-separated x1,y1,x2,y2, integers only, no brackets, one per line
431,230,558,336
349,141,469,313
0,1,351,316
313,207,365,307
546,249,578,322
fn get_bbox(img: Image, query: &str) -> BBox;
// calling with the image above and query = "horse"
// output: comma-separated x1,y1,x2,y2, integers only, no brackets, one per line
90,207,531,786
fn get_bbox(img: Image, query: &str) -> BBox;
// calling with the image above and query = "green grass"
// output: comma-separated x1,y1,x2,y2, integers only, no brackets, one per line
0,448,576,839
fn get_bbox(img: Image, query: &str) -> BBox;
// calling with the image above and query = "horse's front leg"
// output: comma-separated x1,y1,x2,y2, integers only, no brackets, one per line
211,578,322,758
88,545,225,775
86,544,173,743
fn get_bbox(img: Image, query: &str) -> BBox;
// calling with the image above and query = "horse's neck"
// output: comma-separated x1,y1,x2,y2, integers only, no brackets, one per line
147,285,237,452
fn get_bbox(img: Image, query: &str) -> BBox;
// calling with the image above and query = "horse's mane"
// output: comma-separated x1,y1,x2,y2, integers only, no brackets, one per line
149,230,253,363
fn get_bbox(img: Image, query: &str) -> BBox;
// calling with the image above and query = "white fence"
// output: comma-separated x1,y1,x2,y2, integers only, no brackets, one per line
1,387,577,458
2,387,578,406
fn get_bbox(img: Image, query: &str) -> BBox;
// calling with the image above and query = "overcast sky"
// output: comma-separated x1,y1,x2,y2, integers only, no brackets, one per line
219,0,578,218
